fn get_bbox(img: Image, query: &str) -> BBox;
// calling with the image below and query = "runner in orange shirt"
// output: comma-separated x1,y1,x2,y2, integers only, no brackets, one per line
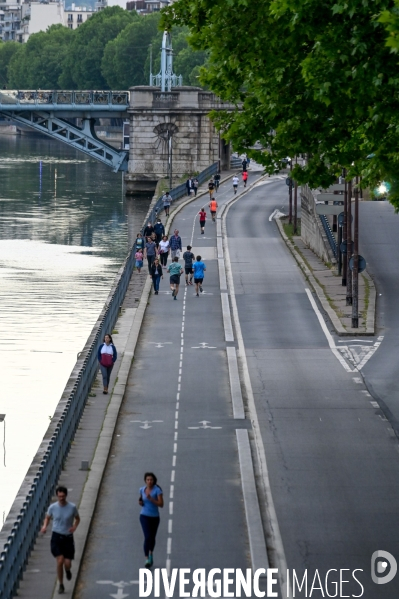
242,170,248,187
209,198,218,222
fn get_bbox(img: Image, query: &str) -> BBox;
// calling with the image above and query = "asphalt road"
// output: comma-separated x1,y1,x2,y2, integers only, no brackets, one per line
74,178,399,599
227,181,399,597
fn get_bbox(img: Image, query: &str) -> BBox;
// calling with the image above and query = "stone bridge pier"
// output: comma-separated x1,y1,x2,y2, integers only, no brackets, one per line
124,86,231,194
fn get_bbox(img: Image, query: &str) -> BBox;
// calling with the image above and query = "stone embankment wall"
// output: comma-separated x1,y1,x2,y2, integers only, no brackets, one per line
301,184,337,265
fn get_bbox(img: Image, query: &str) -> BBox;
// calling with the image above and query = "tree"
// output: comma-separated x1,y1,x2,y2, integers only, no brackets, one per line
161,0,399,208
8,25,73,89
101,12,161,89
0,41,22,88
59,6,138,89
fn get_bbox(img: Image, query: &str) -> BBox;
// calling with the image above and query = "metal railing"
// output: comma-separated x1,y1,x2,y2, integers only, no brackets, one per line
319,214,338,259
0,161,218,599
0,90,129,107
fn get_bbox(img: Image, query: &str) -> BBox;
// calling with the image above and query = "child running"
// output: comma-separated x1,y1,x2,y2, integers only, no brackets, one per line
193,255,206,297
135,248,143,273
199,208,207,234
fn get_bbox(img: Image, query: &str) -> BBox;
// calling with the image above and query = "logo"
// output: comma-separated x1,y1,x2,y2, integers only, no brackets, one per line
371,551,397,585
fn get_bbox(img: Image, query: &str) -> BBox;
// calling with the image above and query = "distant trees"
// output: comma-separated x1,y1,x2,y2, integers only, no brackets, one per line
0,6,207,90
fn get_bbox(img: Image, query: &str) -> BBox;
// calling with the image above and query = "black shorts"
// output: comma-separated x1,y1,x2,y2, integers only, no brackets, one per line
194,278,203,284
211,211,216,216
233,184,238,188
185,267,193,275
200,220,206,227
170,274,180,285
51,532,75,560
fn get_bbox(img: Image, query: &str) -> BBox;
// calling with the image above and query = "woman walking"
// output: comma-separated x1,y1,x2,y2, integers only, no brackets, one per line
139,473,163,568
193,178,199,196
97,334,117,395
149,258,163,295
158,235,170,268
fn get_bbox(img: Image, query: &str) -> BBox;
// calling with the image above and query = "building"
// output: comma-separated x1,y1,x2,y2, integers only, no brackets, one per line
126,0,168,14
0,0,23,42
64,4,93,30
0,0,105,42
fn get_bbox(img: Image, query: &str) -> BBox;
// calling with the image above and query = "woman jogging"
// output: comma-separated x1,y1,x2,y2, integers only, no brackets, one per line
158,235,170,267
242,171,248,187
167,257,183,299
97,334,117,395
149,258,163,295
199,208,207,234
232,175,239,194
139,473,163,568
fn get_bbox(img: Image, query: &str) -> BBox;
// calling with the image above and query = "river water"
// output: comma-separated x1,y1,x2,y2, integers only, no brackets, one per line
0,135,148,527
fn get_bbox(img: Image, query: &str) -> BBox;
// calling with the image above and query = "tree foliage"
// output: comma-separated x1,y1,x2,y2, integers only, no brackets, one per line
0,41,21,88
161,0,399,209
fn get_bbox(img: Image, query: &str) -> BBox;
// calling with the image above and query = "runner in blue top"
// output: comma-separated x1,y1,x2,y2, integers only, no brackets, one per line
193,255,206,297
138,472,163,568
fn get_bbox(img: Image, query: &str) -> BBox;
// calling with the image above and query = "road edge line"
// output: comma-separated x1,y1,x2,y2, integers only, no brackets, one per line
227,347,245,419
236,429,269,572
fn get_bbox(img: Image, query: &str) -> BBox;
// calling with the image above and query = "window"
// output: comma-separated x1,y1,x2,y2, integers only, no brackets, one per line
67,13,73,21
77,13,82,21
68,23,73,28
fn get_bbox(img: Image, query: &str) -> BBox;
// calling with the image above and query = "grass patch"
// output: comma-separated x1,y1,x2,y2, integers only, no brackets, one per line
361,273,370,323
283,219,301,239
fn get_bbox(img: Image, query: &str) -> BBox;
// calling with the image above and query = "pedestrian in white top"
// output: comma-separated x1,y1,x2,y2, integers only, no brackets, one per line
232,176,239,194
158,235,170,267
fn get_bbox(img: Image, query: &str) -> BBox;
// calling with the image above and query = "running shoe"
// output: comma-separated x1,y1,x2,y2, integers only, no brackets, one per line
148,554,153,566
65,570,72,581
58,584,65,594
145,559,151,569
196,293,199,297
200,286,203,293
172,289,175,297
174,296,177,300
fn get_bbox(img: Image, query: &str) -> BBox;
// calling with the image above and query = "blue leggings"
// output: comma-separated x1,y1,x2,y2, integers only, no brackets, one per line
140,515,160,556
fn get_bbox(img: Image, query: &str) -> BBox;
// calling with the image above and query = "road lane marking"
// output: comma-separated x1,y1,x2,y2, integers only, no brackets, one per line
236,429,269,571
305,288,353,372
226,347,245,419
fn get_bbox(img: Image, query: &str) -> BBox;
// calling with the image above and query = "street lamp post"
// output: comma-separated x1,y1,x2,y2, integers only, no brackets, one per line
289,161,293,225
342,171,347,286
346,179,352,305
352,179,359,328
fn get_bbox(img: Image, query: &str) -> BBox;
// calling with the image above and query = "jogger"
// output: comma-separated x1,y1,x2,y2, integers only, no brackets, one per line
167,257,183,299
139,473,163,568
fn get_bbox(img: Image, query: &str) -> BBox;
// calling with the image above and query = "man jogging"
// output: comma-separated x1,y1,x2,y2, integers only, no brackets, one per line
208,178,215,199
193,255,206,297
199,208,207,234
209,197,218,222
41,486,80,595
214,171,221,192
161,192,172,217
169,229,182,259
232,175,239,194
167,257,183,299
183,245,195,285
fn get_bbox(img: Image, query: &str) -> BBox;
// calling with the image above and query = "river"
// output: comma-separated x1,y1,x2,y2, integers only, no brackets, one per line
0,134,149,527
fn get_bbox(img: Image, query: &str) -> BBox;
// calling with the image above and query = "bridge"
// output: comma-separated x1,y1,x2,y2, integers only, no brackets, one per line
0,90,130,172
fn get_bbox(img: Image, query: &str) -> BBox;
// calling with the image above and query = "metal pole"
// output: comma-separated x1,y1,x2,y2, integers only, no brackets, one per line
342,169,347,286
149,44,152,85
346,179,352,305
294,179,298,235
289,161,292,225
169,132,172,190
352,179,359,328
338,222,342,276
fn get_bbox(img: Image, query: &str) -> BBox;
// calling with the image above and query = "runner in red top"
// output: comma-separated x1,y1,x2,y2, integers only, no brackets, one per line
199,208,207,235
242,171,248,187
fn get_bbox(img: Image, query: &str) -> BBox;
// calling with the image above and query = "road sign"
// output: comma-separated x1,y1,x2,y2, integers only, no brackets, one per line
316,193,344,202
349,255,366,273
338,212,353,226
315,203,345,215
285,177,293,187
340,240,354,255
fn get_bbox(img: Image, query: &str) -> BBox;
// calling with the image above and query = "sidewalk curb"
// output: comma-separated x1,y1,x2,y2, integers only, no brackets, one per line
61,170,241,599
274,217,376,336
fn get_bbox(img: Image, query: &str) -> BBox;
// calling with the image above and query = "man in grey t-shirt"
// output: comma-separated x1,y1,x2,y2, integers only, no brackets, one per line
41,486,80,595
